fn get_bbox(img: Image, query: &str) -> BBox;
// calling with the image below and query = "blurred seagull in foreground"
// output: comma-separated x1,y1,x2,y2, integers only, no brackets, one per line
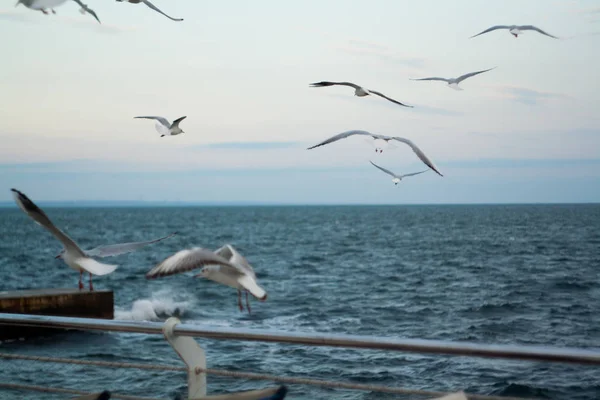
55,232,177,259
429,392,468,400
369,161,429,185
146,244,267,313
72,391,111,400
410,67,496,91
116,0,183,21
258,386,288,400
309,81,413,108
16,0,100,23
307,130,443,176
470,25,558,39
134,115,186,137
11,189,117,291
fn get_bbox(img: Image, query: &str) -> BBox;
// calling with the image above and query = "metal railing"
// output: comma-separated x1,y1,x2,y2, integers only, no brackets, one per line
1,312,600,399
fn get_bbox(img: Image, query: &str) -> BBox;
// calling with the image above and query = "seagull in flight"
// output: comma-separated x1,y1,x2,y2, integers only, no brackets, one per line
134,115,186,137
55,232,178,259
309,81,413,108
116,0,183,22
16,0,100,23
369,161,428,185
470,25,558,39
146,244,267,313
307,130,443,176
11,189,117,291
410,67,496,91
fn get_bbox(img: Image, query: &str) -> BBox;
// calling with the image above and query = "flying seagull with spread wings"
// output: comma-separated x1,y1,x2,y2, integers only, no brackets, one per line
309,81,413,108
307,130,443,176
55,232,177,259
470,25,558,39
11,189,117,291
369,161,428,185
410,67,496,90
16,0,100,23
116,0,183,21
134,115,187,137
146,244,267,313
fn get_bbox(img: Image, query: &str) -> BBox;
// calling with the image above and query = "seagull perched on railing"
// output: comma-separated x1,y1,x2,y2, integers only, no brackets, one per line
15,0,100,23
134,115,187,137
369,161,429,185
72,391,111,400
146,244,267,313
470,25,558,39
11,188,118,291
307,130,443,176
309,81,413,108
410,67,496,91
116,0,183,21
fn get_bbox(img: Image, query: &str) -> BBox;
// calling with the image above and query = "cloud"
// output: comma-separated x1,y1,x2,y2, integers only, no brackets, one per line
199,141,302,150
495,86,569,105
336,39,426,69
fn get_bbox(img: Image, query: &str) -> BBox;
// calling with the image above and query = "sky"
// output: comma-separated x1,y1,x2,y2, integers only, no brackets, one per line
0,0,599,204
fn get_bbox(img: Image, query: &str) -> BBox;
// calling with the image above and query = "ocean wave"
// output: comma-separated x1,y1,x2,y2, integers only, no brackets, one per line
114,290,194,321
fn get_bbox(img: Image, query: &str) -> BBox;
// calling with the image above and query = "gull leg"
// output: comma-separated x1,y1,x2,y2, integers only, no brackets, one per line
237,290,244,312
40,9,49,15
51,8,56,14
78,271,84,290
245,291,251,315
89,273,94,292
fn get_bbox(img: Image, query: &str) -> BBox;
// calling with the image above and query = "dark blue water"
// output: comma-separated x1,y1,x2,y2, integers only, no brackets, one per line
1,205,599,400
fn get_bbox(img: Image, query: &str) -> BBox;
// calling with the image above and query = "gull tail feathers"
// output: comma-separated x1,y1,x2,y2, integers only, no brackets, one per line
77,257,118,276
238,275,267,301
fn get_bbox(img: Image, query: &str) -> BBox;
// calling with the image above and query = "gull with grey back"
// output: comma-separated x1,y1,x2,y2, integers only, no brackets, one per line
369,160,429,185
134,115,187,137
410,67,496,91
307,130,443,176
11,188,118,291
470,25,558,39
146,244,267,313
15,0,100,23
309,81,413,108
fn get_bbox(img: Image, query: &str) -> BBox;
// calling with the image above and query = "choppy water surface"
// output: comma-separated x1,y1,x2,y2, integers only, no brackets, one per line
1,205,599,399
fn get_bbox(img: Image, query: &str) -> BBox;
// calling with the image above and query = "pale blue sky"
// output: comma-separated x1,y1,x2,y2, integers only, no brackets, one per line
1,0,599,204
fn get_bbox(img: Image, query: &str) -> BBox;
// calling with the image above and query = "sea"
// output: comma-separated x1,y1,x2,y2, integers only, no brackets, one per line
0,205,599,400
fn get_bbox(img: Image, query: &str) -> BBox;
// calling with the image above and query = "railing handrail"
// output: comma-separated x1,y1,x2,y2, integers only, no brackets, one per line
1,313,600,365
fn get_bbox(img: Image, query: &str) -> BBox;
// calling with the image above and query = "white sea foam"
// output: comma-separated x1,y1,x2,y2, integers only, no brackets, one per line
115,289,194,321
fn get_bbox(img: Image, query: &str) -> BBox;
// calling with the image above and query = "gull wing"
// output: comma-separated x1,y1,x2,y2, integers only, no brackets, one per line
520,25,558,38
134,116,170,128
400,170,429,179
390,138,443,177
368,90,413,108
71,0,101,23
141,0,183,21
86,232,178,258
11,188,85,257
470,25,511,38
146,247,237,279
410,77,451,83
215,244,256,277
455,67,496,83
369,160,397,178
170,116,187,128
307,130,374,150
309,81,362,90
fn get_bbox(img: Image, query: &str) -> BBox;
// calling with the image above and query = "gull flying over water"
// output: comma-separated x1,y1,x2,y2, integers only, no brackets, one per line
410,67,496,91
470,25,558,39
55,232,177,259
369,161,428,185
146,244,267,313
135,115,186,137
309,81,412,108
11,189,117,291
16,0,100,23
116,0,183,22
307,130,443,176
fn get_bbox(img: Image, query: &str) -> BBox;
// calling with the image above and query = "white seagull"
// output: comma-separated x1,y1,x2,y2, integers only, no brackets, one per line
309,81,413,108
16,0,101,23
410,67,496,91
429,392,467,400
55,232,178,259
134,115,186,137
369,161,428,185
11,188,117,291
146,244,267,313
470,25,558,39
307,130,443,176
116,0,183,22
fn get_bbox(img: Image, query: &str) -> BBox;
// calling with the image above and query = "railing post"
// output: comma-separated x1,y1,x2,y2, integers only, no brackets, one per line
163,317,207,399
